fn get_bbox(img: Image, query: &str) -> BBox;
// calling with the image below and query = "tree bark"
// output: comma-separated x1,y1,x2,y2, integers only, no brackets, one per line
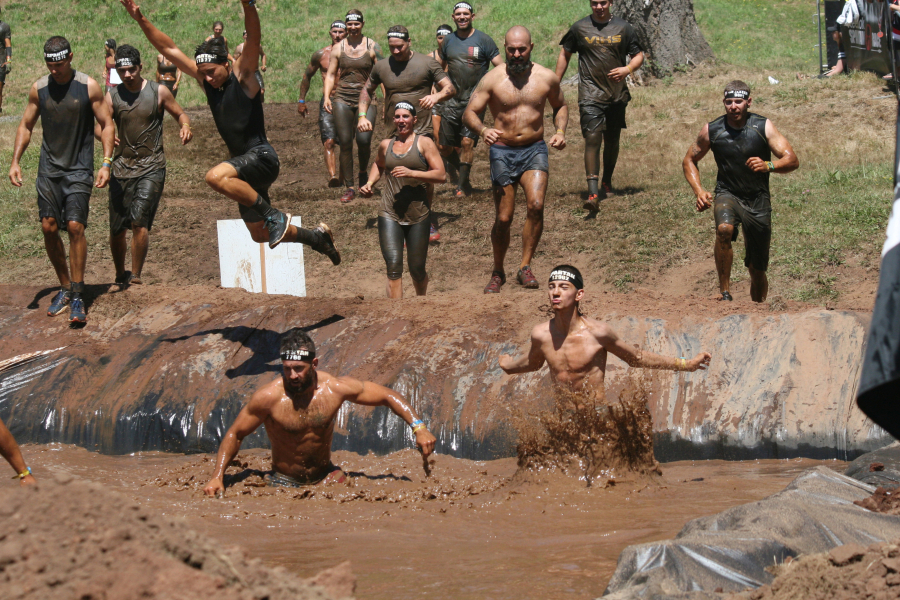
615,0,714,76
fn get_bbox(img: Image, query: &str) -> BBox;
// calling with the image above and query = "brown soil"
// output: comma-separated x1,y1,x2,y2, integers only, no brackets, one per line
0,473,354,600
854,485,900,516
730,540,900,600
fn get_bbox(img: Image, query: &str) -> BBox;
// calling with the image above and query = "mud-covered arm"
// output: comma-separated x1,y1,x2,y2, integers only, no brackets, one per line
0,417,35,485
359,140,388,196
683,123,713,210
322,44,340,111
89,77,115,188
93,91,114,141
342,378,436,456
600,326,711,372
119,0,200,82
356,71,379,131
548,73,568,149
499,329,546,374
203,394,268,495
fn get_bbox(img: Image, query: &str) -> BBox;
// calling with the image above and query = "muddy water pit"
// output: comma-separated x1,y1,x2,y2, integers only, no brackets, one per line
7,444,847,599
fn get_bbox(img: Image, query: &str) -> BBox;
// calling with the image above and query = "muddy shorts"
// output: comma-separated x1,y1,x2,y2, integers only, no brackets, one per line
318,98,338,144
439,100,483,148
108,169,166,235
579,101,627,136
489,140,549,187
36,171,93,231
714,190,772,272
225,144,280,224
264,464,346,487
431,102,443,117
0,64,7,84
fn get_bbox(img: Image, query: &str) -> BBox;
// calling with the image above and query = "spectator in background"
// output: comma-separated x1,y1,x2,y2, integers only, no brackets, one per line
234,30,266,100
206,20,234,64
822,25,847,78
104,38,122,94
0,7,12,114
156,54,181,98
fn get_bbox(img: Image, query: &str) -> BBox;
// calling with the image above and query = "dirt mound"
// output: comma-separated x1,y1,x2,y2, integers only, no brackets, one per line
0,473,354,600
854,485,900,516
731,540,900,600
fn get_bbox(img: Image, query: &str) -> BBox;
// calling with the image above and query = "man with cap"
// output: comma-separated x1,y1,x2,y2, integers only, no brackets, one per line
682,80,799,303
298,20,348,188
464,26,567,293
120,0,341,264
101,44,192,289
8,36,115,325
0,7,12,113
500,264,711,391
202,328,437,495
438,1,502,197
556,0,644,211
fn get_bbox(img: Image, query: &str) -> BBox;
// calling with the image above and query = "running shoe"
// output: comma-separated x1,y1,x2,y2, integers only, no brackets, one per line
264,210,292,249
47,289,71,316
483,271,505,294
128,273,143,285
313,223,341,266
429,224,441,243
340,188,355,204
69,296,87,324
600,182,614,199
517,266,539,289
721,291,733,301
583,194,600,212
454,181,474,198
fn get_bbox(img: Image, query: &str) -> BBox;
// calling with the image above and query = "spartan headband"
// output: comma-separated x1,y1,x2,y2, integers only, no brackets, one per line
454,2,474,11
281,349,316,362
195,53,226,65
549,269,584,290
388,31,410,40
345,13,363,22
395,101,416,115
116,58,139,68
437,28,452,36
724,89,749,100
332,21,346,29
44,50,70,62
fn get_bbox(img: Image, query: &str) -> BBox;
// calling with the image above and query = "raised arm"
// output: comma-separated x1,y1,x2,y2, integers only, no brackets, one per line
683,123,712,212
599,326,711,372
234,1,261,90
159,84,192,144
463,75,498,144
547,72,568,150
322,44,341,113
119,0,199,82
499,326,547,374
202,392,269,496
89,77,115,189
9,83,40,186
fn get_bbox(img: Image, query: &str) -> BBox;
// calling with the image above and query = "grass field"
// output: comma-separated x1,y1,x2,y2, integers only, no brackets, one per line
0,0,892,304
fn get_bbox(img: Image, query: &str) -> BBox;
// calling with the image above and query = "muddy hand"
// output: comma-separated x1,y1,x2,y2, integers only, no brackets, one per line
203,478,225,498
415,428,436,458
689,352,712,371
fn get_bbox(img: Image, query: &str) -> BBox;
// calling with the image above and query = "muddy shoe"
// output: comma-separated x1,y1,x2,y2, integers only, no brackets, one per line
69,297,87,324
264,210,292,249
313,223,341,266
47,289,71,316
340,188,355,204
600,182,614,200
429,224,441,243
517,266,539,289
114,271,132,290
583,194,600,212
328,176,341,188
720,291,733,301
483,271,505,294
128,273,143,285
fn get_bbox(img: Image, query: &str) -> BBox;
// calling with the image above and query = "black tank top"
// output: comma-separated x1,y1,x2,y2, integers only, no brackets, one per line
203,71,268,157
36,71,94,176
708,113,771,207
157,58,177,78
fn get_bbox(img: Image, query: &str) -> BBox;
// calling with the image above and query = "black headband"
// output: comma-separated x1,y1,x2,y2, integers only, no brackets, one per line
395,101,416,116
437,28,452,36
332,21,346,29
281,349,316,362
44,50,70,62
116,57,139,68
388,31,410,41
195,53,227,65
346,13,363,22
549,268,583,290
454,2,473,11
724,89,749,100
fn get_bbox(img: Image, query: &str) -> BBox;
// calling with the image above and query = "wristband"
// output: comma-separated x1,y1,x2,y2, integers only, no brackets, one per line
627,65,633,75
412,424,426,433
479,126,487,137
766,161,775,172
411,419,424,429
102,161,112,168
298,99,305,103
12,466,32,479
556,129,564,135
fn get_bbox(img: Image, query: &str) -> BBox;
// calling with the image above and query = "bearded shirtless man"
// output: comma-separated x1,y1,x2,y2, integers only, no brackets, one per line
499,265,711,391
203,329,437,496
464,26,567,294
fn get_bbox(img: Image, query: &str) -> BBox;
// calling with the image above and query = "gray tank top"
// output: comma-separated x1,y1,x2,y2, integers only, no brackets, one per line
381,134,429,225
335,39,375,107
36,71,94,177
110,80,166,178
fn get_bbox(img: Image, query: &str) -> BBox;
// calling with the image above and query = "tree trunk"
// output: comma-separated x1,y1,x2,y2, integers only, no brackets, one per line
615,0,714,76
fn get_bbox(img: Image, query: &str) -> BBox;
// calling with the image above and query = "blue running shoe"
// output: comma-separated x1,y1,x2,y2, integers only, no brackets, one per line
47,289,71,316
69,297,87,324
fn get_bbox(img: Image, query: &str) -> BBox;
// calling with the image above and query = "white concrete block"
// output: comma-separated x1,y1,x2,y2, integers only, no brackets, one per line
216,216,306,297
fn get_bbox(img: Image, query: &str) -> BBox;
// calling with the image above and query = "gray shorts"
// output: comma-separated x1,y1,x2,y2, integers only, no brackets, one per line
36,171,93,230
489,140,549,187
579,101,627,136
714,191,772,272
318,98,338,144
439,100,482,148
108,169,166,235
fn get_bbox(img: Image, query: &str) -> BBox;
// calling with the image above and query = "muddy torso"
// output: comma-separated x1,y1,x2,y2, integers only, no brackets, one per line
157,57,177,81
560,16,642,105
381,134,430,225
708,113,772,207
487,66,555,146
110,80,166,179
335,38,375,107
539,319,609,392
439,29,499,104
36,71,94,176
369,53,447,136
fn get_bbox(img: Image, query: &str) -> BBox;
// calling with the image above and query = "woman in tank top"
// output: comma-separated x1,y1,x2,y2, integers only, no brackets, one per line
156,54,181,98
323,9,381,203
359,102,446,299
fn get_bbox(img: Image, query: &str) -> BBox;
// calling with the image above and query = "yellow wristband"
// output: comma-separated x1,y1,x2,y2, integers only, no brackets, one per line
556,129,564,135
412,424,426,433
480,126,487,137
627,65,634,75
12,467,31,479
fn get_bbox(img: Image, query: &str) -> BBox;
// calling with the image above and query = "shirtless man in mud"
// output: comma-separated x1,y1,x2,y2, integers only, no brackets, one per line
203,329,437,495
463,26,567,294
499,265,711,390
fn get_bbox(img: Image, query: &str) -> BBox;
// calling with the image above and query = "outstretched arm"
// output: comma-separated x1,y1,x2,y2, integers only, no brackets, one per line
341,378,436,456
0,417,35,486
120,0,200,82
202,393,268,496
599,326,711,372
9,84,40,187
683,123,713,211
499,328,547,374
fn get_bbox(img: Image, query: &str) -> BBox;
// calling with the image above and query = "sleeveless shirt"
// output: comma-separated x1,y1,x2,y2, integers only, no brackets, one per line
36,71,94,177
110,80,166,178
708,113,772,207
335,39,375,107
381,134,429,225
203,71,268,157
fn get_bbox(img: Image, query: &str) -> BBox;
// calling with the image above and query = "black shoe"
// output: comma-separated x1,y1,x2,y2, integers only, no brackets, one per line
313,223,341,266
264,210,292,249
721,291,733,301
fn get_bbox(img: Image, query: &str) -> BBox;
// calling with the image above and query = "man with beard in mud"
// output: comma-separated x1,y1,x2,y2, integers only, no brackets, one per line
463,26,567,294
297,21,347,188
683,80,799,303
120,0,341,263
203,329,437,495
499,265,712,390
1,417,36,486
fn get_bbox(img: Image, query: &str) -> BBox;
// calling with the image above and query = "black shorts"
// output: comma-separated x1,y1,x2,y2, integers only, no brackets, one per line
579,101,627,137
108,169,166,235
714,191,772,272
0,64,7,84
439,101,482,148
224,144,280,223
318,98,338,144
36,172,93,230
489,140,549,187
160,79,178,99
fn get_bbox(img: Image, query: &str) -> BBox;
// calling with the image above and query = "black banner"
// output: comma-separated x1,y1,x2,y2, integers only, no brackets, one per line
842,0,893,76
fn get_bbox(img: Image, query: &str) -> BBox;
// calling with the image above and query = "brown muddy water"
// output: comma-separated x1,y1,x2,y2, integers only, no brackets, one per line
6,444,846,599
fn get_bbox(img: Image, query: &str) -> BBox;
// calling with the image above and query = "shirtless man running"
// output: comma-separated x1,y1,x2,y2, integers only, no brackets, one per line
203,329,437,495
499,265,711,391
298,21,347,188
464,26,567,293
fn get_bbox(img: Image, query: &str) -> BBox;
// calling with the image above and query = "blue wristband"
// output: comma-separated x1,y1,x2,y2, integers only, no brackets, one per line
411,419,424,429
298,99,305,103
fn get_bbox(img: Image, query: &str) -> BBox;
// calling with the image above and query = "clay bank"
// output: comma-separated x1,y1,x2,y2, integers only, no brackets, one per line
0,285,887,460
